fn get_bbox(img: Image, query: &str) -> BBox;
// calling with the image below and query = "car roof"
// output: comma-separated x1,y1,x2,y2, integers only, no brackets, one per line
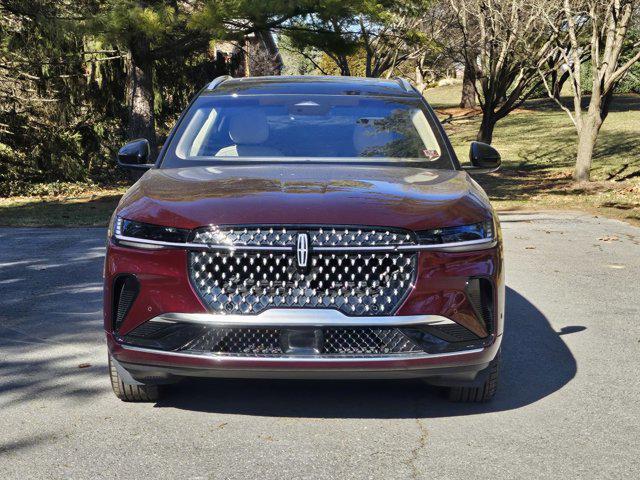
201,75,417,98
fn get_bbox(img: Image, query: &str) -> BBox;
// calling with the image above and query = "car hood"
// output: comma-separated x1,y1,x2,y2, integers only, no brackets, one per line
116,164,493,231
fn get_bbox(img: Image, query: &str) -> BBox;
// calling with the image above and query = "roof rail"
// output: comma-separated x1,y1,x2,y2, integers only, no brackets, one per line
206,75,233,90
393,77,413,92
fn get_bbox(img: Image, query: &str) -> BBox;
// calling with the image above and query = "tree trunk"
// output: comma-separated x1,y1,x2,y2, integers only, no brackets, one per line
126,34,157,155
477,113,497,144
415,65,426,93
339,57,351,76
574,114,601,182
460,60,476,109
365,51,372,78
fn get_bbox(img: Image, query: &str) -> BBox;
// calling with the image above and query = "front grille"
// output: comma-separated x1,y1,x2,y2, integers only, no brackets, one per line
189,226,418,316
125,325,424,356
122,321,485,356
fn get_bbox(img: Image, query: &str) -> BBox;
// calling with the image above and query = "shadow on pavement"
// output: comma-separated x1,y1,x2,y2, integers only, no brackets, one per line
0,228,108,407
156,286,578,418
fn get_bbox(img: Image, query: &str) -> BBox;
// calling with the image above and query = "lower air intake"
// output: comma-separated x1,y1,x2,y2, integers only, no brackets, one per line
465,278,494,334
121,322,484,356
112,275,139,330
126,326,422,356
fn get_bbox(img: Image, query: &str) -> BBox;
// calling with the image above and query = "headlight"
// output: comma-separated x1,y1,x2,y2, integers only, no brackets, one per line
114,216,190,243
416,220,493,245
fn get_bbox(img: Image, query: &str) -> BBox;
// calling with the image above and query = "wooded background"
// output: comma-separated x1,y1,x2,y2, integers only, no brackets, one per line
1,0,639,196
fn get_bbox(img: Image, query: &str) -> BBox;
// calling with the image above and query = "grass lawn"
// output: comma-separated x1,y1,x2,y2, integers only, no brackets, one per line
0,190,124,227
424,84,640,225
1,84,639,227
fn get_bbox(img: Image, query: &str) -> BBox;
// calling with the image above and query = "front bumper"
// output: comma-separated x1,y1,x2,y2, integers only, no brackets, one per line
106,310,502,383
104,237,504,385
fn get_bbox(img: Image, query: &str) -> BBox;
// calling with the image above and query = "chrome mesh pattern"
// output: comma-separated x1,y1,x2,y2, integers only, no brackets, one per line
177,327,422,356
322,328,422,354
184,328,282,355
192,226,416,247
189,251,417,316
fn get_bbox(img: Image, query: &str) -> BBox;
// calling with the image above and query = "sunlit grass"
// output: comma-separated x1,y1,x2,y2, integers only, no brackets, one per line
0,191,124,227
424,86,640,224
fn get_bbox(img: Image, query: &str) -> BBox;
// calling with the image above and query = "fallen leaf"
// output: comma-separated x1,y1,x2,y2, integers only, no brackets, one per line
78,363,91,368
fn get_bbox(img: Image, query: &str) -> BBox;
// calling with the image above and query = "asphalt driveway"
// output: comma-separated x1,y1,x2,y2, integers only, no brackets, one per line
0,211,638,479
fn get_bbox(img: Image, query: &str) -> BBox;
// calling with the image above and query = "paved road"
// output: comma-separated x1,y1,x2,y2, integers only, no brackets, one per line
1,211,639,479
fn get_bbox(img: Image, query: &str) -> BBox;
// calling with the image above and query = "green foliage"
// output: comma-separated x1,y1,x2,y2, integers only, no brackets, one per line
278,34,321,75
284,0,433,77
316,48,368,76
580,62,640,95
579,28,640,95
618,64,640,94
0,1,128,195
0,0,366,196
0,0,251,194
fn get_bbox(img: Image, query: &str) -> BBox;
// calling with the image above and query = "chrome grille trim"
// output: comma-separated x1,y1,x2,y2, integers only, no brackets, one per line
147,311,457,327
113,234,496,252
119,343,484,361
114,235,293,251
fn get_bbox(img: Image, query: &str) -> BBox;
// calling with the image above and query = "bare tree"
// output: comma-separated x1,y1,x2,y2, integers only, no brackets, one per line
412,2,469,100
459,53,478,108
450,0,562,144
357,2,430,78
540,0,640,182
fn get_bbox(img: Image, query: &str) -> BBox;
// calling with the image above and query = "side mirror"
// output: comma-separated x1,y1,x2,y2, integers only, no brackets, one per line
117,139,154,170
463,141,501,174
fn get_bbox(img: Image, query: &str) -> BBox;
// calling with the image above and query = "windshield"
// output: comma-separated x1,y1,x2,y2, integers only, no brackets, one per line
161,94,453,169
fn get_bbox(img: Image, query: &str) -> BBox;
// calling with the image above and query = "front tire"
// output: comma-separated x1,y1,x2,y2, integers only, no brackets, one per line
448,349,501,402
109,355,160,402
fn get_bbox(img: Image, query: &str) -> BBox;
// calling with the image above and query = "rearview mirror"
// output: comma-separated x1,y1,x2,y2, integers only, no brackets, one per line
117,139,154,170
463,141,501,174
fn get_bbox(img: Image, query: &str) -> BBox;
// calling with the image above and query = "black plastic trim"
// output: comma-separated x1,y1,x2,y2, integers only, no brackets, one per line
112,274,140,332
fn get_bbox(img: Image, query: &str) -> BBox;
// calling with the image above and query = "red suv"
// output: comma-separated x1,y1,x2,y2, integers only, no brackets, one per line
105,76,504,403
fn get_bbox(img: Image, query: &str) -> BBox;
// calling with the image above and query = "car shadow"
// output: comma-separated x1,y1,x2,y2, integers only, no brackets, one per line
155,286,578,418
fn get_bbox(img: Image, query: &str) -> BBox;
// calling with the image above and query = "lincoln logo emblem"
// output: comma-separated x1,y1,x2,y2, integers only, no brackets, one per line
296,233,309,269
